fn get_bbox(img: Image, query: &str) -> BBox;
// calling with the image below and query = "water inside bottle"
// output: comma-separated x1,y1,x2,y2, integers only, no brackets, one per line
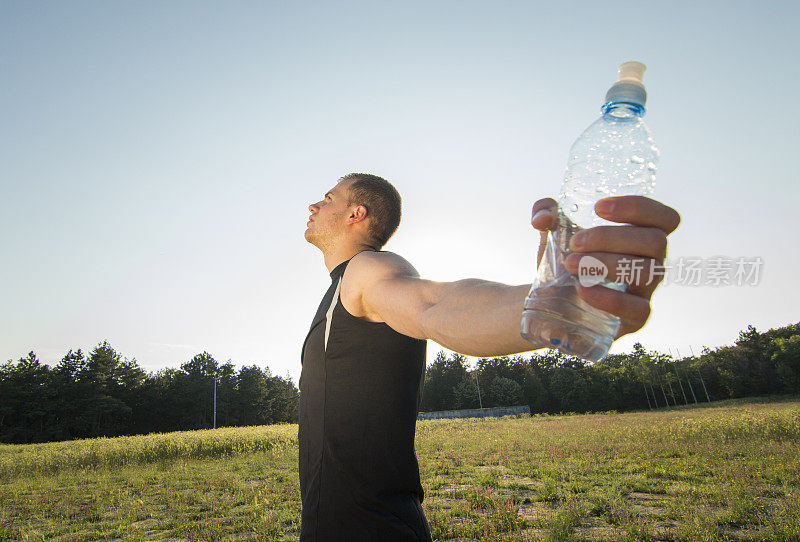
521,209,622,362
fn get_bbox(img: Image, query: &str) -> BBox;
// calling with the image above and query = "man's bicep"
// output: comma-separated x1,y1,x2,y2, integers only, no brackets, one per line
362,275,443,340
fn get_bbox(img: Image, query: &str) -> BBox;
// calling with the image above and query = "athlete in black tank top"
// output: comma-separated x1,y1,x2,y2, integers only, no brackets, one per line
299,254,431,541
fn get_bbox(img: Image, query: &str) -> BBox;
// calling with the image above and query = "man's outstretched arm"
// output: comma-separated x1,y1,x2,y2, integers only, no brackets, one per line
341,195,680,357
342,255,536,356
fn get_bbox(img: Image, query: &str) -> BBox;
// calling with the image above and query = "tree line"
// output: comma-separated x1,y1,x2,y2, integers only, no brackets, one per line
2,321,798,444
0,343,298,444
420,322,800,414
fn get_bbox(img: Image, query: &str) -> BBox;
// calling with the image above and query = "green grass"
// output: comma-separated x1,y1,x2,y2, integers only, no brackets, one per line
2,399,799,541
0,425,298,481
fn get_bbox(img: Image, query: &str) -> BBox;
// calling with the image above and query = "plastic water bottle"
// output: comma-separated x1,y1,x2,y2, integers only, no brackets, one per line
521,61,659,362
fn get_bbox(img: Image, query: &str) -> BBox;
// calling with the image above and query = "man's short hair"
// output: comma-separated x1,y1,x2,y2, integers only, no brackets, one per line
340,173,402,249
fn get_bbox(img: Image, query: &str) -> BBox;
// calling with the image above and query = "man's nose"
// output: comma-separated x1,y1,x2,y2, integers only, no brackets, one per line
309,203,319,213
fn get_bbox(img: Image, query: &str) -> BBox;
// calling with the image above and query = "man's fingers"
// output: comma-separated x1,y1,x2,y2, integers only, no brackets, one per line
565,252,663,297
531,198,558,231
576,285,651,337
569,225,668,262
532,197,558,217
595,195,681,234
533,196,681,235
530,195,677,341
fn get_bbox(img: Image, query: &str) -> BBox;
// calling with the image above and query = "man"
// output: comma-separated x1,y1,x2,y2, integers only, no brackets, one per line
300,173,680,541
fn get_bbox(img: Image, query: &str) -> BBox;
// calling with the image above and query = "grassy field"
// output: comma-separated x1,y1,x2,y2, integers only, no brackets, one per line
1,399,799,541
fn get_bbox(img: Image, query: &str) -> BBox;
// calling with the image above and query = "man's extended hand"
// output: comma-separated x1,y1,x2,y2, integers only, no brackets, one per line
530,195,681,339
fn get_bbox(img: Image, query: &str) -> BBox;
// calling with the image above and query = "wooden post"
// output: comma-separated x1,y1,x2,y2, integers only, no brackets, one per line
642,379,653,410
689,346,711,402
677,348,698,403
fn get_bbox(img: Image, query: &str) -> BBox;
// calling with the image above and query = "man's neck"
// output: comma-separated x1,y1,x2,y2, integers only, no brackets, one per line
323,242,376,273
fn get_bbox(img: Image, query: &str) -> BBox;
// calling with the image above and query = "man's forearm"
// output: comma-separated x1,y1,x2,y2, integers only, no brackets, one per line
419,279,541,357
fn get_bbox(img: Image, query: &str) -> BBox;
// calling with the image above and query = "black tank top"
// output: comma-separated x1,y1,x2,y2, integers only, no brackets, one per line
298,254,430,541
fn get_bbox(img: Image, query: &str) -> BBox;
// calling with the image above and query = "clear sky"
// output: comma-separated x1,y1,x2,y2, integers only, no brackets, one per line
3,1,799,383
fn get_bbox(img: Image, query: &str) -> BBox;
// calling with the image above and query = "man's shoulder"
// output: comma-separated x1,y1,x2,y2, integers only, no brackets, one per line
346,250,420,284
349,250,415,274
341,251,420,317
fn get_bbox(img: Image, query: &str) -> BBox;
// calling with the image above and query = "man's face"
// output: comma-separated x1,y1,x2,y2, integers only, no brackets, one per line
304,180,353,249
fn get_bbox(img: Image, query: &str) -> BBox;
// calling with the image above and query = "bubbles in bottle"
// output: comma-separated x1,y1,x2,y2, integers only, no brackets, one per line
630,155,645,164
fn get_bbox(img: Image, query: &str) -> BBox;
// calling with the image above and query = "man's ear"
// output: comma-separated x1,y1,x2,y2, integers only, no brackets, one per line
348,205,368,224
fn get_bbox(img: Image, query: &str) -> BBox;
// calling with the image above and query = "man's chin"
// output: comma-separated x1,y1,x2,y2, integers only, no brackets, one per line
304,229,319,246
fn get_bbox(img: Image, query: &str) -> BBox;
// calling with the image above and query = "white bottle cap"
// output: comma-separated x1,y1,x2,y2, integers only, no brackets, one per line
605,60,648,107
617,61,647,84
